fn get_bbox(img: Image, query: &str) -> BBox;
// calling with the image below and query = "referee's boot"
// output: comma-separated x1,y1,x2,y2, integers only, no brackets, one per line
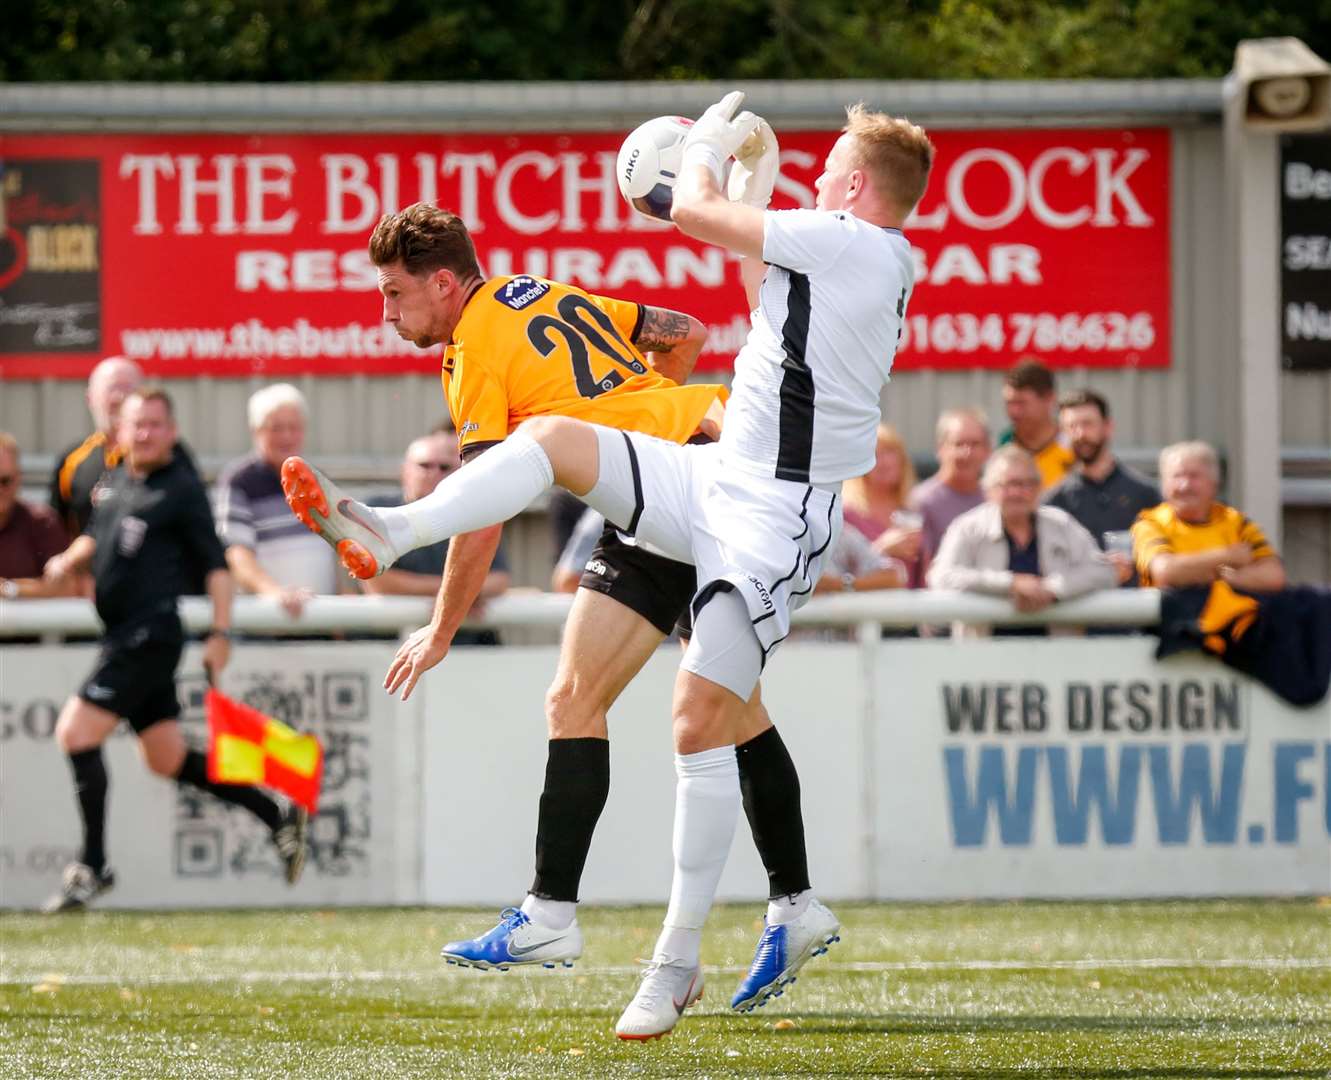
439,907,582,971
271,804,309,885
730,898,841,1013
280,457,397,580
42,862,115,914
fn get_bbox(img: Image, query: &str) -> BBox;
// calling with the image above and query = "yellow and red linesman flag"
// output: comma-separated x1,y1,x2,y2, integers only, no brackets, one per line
206,689,322,814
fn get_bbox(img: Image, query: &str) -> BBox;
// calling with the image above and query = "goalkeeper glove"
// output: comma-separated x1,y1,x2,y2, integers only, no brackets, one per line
682,91,761,186
726,118,779,208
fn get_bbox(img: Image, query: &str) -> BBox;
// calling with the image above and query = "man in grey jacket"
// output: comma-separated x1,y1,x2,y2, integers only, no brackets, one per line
927,445,1117,637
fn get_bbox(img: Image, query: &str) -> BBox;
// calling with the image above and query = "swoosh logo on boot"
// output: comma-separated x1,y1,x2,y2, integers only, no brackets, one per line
337,499,387,542
672,973,698,1013
509,934,564,957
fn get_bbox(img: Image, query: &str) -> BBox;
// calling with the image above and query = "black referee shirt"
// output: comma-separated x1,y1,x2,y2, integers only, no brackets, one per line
52,434,202,536
86,455,227,631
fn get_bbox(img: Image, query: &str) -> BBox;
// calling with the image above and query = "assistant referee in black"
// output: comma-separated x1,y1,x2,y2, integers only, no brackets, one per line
41,387,307,913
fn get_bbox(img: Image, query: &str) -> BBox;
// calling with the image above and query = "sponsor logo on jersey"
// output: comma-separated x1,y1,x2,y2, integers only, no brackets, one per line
496,275,549,311
459,421,479,438
746,575,774,610
584,558,609,577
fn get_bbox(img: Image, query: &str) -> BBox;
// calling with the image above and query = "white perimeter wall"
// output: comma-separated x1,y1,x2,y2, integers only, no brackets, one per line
1,637,1327,909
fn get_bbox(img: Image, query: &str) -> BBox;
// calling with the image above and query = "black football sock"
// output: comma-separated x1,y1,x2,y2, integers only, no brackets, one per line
529,737,610,902
175,750,282,832
736,726,812,899
69,748,109,873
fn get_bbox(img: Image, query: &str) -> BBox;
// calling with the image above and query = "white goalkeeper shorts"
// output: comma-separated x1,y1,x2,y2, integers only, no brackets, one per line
584,425,841,700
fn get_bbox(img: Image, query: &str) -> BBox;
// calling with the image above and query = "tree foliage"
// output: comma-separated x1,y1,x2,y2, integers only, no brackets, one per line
3,0,1328,82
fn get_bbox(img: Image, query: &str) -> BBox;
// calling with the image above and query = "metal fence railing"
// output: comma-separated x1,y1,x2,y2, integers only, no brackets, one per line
0,590,1163,638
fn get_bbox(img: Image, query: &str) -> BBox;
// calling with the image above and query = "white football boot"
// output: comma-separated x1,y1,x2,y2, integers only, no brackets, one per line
615,958,705,1040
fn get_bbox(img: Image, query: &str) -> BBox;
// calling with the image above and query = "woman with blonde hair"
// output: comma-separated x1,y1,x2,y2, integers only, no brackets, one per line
841,423,923,572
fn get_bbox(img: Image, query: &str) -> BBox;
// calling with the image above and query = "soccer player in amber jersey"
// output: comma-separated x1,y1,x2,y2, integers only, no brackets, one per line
289,203,827,1006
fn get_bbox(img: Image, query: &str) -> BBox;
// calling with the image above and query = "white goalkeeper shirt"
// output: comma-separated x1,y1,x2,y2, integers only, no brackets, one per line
718,207,915,485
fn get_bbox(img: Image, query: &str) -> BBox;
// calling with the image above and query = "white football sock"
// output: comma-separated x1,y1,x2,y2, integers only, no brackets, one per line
376,430,554,552
520,894,577,931
767,889,812,926
655,744,741,968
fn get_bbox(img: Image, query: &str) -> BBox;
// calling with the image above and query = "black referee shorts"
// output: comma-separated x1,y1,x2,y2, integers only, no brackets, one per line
578,524,697,638
78,615,184,733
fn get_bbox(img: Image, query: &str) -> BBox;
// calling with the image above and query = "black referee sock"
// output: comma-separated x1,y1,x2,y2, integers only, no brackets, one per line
529,737,610,902
736,726,812,899
175,750,282,832
68,748,109,874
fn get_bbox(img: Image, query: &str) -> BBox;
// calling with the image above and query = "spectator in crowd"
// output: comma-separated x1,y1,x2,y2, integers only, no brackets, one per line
998,359,1074,490
1133,441,1285,595
907,407,991,581
1139,442,1325,707
812,526,909,595
928,445,1118,637
0,433,76,600
214,384,340,618
1047,389,1159,585
49,356,143,537
364,428,511,645
841,423,923,572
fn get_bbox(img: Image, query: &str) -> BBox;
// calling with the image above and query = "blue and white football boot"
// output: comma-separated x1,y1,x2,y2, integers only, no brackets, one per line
730,898,841,1012
439,907,582,971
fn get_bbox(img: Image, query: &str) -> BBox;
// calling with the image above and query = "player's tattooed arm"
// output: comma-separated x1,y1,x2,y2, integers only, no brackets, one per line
633,306,708,384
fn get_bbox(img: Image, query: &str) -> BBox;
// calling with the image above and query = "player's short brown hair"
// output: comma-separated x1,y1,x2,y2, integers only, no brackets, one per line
1004,358,1056,396
843,104,934,217
368,203,483,280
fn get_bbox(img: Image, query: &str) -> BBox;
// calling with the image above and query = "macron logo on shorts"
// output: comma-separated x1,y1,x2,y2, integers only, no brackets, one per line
496,276,549,310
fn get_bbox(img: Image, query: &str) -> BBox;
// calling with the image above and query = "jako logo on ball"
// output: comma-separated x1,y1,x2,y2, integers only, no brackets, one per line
615,115,693,222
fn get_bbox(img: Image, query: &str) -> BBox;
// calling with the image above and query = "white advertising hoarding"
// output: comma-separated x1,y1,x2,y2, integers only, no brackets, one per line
2,635,1326,909
873,638,1330,898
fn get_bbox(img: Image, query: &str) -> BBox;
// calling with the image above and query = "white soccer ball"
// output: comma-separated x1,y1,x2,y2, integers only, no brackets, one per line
616,115,693,222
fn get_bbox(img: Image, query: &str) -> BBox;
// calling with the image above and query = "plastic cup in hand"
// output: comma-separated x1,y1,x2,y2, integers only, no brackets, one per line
1102,530,1134,557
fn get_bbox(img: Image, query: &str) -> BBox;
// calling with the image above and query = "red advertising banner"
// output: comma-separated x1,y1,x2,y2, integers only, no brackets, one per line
0,127,1169,379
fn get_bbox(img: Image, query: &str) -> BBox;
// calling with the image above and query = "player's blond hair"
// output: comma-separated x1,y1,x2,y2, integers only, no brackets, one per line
843,104,934,217
369,203,483,281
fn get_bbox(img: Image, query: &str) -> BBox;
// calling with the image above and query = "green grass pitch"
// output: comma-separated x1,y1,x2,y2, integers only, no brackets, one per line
2,901,1328,1078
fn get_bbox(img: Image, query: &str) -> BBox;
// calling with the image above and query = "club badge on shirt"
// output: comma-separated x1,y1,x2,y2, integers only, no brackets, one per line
117,515,147,557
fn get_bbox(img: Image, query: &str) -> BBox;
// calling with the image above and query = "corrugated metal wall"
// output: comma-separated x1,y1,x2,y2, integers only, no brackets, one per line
2,84,1328,583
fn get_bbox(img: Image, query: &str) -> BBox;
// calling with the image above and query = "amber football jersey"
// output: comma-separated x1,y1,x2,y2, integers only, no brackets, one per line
1132,500,1278,639
443,275,726,458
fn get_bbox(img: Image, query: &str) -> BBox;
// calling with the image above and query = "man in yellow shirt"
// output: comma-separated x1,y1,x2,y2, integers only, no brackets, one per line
1133,440,1286,640
998,358,1075,490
